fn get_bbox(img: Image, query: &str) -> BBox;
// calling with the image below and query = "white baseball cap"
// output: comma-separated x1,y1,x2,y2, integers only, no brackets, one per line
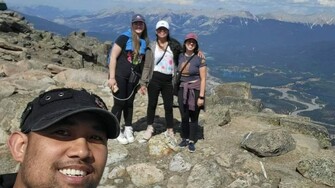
156,20,169,30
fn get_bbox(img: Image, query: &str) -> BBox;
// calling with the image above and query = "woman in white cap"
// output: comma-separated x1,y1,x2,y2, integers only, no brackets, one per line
138,20,182,146
107,14,149,145
177,33,207,153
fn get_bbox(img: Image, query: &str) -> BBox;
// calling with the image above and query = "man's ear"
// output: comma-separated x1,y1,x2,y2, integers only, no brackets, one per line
7,132,28,162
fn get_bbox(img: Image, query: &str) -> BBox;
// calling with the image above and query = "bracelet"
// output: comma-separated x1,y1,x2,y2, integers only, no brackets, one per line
199,96,205,100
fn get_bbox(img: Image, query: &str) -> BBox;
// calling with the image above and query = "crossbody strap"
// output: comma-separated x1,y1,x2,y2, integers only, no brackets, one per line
156,42,169,65
179,54,195,73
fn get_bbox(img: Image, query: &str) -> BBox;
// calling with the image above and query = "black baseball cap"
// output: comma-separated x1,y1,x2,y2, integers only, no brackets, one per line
20,88,120,139
131,13,145,23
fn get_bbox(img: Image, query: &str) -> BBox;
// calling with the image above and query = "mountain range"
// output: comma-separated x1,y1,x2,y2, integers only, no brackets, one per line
9,6,335,126
18,8,335,73
1,9,335,187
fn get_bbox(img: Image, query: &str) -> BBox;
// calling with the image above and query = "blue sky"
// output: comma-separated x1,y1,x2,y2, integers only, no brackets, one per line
6,0,335,15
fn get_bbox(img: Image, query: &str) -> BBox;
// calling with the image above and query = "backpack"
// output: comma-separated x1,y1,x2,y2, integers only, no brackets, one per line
106,30,146,66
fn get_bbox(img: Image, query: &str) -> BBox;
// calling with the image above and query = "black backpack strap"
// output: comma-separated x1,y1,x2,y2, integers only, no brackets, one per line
155,42,169,65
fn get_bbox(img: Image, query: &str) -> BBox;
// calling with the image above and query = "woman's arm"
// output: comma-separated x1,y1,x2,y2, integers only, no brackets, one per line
107,43,122,91
138,45,154,95
197,59,207,106
139,47,153,86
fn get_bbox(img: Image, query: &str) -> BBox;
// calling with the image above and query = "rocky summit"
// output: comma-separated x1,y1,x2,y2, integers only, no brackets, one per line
0,10,334,188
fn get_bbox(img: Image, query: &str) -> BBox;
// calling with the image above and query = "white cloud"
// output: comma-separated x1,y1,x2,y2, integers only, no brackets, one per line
292,0,310,3
7,0,335,15
164,0,194,4
318,0,335,7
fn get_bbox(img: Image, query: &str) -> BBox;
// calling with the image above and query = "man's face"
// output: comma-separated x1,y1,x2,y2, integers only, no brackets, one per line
14,112,108,188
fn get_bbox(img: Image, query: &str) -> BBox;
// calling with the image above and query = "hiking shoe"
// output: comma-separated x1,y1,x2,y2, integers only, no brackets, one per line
188,142,196,153
116,132,128,145
138,125,154,143
179,139,189,148
124,126,134,143
164,131,178,150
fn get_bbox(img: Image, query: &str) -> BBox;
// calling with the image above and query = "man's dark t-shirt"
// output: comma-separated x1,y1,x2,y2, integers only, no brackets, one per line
0,173,16,188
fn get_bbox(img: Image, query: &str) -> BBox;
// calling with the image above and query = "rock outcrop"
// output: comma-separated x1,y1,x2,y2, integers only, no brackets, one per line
0,1,7,11
0,10,334,187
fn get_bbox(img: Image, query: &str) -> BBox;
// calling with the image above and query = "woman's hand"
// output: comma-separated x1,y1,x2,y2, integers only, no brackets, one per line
108,78,118,93
138,85,147,95
197,50,206,59
197,98,204,107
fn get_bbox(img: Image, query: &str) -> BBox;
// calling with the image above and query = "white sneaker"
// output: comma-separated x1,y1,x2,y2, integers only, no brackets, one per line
124,126,134,143
116,132,128,145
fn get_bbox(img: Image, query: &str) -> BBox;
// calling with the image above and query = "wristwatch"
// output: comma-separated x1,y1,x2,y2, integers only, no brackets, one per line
199,96,205,100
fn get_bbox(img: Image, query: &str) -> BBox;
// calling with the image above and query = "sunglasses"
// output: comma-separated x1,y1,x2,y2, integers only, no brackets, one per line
133,21,144,26
186,39,197,44
156,27,168,32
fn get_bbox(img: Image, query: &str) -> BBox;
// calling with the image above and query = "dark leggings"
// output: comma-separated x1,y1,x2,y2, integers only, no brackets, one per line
111,75,138,127
178,87,201,142
147,71,174,129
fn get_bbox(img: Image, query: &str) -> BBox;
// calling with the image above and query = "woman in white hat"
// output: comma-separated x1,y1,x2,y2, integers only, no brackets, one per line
138,20,182,146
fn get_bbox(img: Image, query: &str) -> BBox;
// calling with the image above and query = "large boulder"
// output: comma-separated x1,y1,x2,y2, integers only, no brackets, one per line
240,129,296,157
0,11,32,33
208,82,263,112
297,158,335,187
0,1,7,11
279,118,331,149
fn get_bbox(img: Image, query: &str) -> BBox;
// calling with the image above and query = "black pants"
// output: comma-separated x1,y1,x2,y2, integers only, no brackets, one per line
178,87,201,142
147,71,174,129
111,75,138,127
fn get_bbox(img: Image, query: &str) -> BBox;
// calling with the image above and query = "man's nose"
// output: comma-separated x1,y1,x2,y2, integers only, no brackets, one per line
67,138,93,160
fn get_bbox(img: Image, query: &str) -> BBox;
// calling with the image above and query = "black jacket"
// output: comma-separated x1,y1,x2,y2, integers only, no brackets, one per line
168,37,182,66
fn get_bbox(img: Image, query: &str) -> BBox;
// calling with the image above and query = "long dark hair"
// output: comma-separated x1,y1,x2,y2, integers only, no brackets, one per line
155,32,170,50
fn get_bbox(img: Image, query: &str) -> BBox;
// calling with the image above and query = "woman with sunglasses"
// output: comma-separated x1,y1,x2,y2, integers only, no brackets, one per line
138,20,182,147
